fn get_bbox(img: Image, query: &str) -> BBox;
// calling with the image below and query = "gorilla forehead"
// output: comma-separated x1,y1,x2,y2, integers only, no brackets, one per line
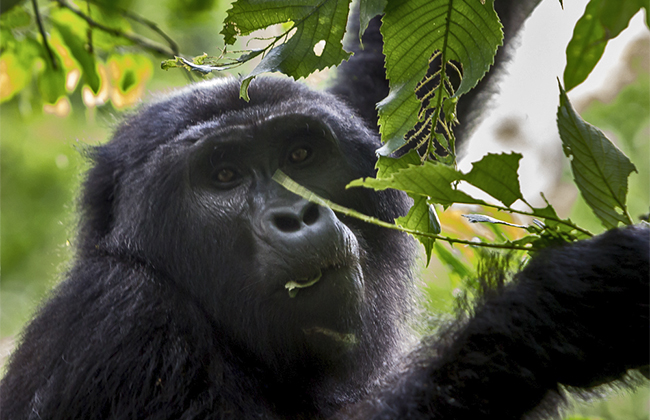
99,77,381,193
113,77,372,150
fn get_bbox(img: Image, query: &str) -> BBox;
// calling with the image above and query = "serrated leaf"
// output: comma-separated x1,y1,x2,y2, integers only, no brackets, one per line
375,149,420,179
396,195,439,265
557,83,636,229
222,0,352,95
507,235,539,248
377,0,502,152
462,153,523,207
348,160,484,207
530,202,560,222
563,0,644,91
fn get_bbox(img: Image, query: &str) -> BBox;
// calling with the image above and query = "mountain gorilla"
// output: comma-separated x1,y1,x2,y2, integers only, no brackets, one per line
1,1,648,419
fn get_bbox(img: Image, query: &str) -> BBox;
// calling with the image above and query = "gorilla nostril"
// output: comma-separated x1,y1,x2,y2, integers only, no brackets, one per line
273,215,301,233
303,204,320,226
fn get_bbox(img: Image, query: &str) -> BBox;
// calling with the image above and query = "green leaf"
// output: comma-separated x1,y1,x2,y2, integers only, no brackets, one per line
222,0,352,96
51,21,101,93
348,160,483,207
377,0,502,153
359,0,387,40
375,149,420,179
563,0,644,91
462,153,523,207
108,53,153,95
0,36,40,103
557,83,636,229
396,195,439,265
37,46,66,104
0,5,31,29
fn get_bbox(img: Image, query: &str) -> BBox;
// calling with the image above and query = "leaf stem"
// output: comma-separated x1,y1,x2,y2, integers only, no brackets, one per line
85,0,93,54
273,170,533,251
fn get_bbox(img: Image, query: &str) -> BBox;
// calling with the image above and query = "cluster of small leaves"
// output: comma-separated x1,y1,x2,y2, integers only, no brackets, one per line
200,0,645,265
177,0,502,163
0,0,174,107
162,0,352,100
5,0,645,266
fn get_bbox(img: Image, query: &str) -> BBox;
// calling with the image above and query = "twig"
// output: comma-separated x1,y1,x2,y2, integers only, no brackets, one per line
84,0,179,56
32,0,58,70
54,0,175,57
273,170,534,252
486,202,593,237
85,0,93,54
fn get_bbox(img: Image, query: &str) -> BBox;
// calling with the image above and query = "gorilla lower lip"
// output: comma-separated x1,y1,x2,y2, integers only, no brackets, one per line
285,270,322,298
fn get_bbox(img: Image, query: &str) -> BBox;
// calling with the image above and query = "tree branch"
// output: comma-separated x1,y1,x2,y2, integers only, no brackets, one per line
84,0,179,56
54,0,176,57
32,0,58,70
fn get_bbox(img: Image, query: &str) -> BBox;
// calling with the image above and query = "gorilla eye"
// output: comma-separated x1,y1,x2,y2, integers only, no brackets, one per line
214,168,236,184
289,147,311,164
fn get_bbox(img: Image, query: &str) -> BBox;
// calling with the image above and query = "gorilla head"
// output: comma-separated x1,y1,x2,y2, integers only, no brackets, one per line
82,77,416,393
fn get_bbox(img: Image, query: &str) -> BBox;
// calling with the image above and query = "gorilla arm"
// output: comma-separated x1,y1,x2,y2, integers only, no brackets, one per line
345,225,649,420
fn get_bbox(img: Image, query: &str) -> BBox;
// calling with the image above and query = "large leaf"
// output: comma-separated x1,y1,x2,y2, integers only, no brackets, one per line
358,152,525,209
377,150,439,263
564,0,645,91
349,160,483,207
557,83,636,228
375,149,421,179
222,0,351,99
396,195,440,265
377,0,502,153
463,153,523,207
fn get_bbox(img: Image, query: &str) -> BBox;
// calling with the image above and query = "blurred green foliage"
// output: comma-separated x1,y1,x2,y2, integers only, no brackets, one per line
1,107,92,337
1,0,228,338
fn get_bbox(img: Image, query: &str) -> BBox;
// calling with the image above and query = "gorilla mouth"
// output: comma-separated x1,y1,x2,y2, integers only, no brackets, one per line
285,269,323,298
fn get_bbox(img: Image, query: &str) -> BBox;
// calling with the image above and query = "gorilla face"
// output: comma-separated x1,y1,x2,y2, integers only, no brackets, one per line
185,113,368,362
101,78,415,375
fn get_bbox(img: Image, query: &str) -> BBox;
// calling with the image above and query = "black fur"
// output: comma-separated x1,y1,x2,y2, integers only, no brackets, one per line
1,2,648,419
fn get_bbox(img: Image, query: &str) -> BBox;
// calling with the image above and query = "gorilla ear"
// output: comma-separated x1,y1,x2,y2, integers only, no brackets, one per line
79,146,121,251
